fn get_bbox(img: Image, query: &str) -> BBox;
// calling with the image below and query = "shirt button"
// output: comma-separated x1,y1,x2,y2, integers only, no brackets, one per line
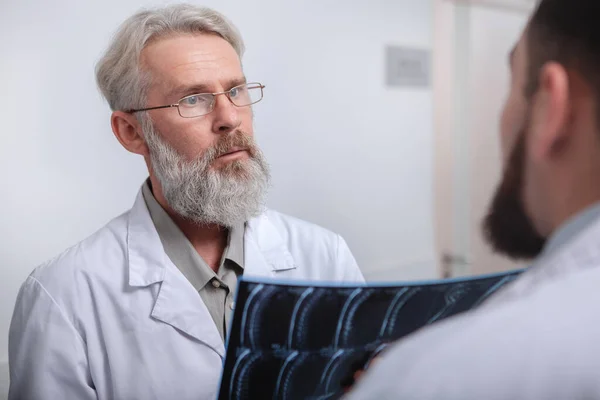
211,280,221,289
229,302,235,310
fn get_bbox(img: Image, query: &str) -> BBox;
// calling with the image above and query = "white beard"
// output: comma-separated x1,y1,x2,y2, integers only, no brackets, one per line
140,116,271,227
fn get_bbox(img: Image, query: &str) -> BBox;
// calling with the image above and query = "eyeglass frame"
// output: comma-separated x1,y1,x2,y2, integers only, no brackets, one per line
124,82,265,118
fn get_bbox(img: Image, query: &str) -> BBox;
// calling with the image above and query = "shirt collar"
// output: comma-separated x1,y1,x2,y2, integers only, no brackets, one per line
225,223,245,270
141,180,244,291
542,201,600,257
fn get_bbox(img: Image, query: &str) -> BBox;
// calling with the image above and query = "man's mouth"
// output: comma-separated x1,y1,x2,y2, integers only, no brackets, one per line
216,147,249,160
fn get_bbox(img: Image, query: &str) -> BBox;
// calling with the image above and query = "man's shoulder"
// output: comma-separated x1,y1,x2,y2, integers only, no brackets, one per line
354,267,600,399
30,211,130,292
415,266,600,352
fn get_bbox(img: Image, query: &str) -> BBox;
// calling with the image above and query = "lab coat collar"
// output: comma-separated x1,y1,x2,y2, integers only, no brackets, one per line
127,190,167,287
127,189,224,356
126,188,298,357
244,212,298,276
128,190,298,284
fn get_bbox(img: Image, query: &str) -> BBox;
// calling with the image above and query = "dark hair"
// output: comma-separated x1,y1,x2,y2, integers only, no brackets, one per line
526,0,600,106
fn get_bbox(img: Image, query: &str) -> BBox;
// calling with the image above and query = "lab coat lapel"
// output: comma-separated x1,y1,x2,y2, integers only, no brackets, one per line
244,212,297,277
127,189,225,358
150,264,225,357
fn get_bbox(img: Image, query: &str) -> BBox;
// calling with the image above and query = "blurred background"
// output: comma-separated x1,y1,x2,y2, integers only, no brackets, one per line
0,0,535,395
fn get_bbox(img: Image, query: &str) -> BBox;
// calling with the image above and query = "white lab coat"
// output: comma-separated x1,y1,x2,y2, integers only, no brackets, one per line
346,207,600,400
9,189,364,400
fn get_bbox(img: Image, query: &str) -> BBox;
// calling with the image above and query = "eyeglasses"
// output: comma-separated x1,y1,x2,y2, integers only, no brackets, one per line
126,82,265,118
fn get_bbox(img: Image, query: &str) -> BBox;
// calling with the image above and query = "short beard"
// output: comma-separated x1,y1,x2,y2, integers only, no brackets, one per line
482,126,546,260
140,115,271,228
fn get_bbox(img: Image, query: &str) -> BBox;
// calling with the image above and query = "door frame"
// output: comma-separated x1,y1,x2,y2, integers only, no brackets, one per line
432,0,535,278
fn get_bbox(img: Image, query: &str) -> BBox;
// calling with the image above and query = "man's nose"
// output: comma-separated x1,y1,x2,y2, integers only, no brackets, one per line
211,94,241,134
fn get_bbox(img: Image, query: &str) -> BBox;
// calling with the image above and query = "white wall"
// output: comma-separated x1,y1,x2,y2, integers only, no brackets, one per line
0,0,435,384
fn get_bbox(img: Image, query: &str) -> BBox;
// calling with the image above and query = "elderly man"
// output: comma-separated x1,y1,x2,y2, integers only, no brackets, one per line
347,0,600,399
8,5,363,400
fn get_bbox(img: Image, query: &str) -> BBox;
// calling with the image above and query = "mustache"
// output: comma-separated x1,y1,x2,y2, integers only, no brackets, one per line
203,130,257,162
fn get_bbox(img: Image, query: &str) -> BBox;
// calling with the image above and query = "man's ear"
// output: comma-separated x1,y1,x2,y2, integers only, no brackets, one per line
528,62,570,161
111,111,149,156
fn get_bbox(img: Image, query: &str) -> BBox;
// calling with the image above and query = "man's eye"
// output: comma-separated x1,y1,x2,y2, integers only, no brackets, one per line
182,96,200,106
229,87,240,97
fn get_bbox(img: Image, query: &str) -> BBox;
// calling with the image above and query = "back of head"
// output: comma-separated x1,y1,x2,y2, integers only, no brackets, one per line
95,4,245,113
527,0,600,113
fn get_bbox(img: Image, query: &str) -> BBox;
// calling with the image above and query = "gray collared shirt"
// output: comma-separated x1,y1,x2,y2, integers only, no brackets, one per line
142,182,244,341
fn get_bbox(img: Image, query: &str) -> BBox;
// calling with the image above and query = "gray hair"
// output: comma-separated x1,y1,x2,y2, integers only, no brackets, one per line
95,4,245,112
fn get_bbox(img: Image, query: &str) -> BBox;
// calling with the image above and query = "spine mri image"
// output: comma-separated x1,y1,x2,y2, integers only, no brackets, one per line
219,270,521,400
